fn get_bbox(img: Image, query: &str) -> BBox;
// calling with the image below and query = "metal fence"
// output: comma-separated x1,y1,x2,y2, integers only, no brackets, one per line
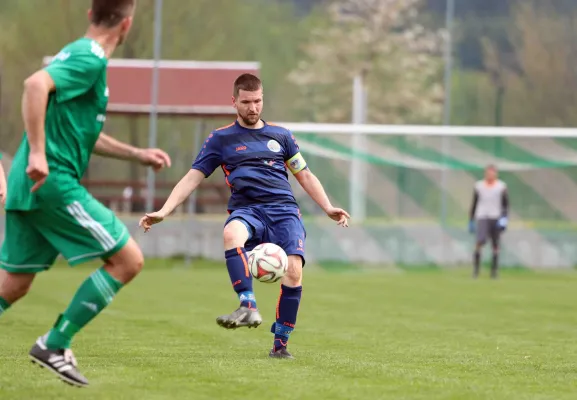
1,0,577,267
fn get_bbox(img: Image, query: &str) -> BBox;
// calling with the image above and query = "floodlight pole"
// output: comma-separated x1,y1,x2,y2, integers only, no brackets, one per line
440,0,455,226
146,0,163,213
442,0,455,127
187,119,205,214
349,74,367,222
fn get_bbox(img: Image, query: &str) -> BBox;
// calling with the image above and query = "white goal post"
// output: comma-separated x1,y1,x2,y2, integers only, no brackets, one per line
273,122,577,222
275,123,577,138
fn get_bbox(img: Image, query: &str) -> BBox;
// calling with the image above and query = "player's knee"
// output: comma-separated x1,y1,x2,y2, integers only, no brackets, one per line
127,249,145,277
283,255,303,287
0,270,35,303
104,238,144,284
223,220,249,250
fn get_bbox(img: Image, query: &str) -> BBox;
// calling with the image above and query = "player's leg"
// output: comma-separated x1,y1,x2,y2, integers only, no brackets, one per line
224,219,254,307
266,207,305,359
42,238,142,350
473,218,488,278
27,197,140,387
0,270,36,313
0,210,58,316
490,219,501,279
216,209,265,329
270,255,303,359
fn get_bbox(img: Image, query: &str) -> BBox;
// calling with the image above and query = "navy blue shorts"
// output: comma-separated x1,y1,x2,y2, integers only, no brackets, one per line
225,205,307,265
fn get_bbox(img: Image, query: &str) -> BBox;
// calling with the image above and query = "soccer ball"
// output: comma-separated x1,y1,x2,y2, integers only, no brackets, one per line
248,243,288,283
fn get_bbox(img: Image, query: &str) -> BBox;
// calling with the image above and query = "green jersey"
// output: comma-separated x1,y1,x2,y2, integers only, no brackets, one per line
6,37,108,211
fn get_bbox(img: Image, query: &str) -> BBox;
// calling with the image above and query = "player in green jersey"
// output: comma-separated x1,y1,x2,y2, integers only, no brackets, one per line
0,0,171,387
0,153,6,206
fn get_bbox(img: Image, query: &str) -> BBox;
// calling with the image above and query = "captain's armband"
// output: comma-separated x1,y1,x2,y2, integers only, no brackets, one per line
286,152,307,175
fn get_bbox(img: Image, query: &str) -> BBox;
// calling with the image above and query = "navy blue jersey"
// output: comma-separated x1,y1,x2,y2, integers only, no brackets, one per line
192,121,308,211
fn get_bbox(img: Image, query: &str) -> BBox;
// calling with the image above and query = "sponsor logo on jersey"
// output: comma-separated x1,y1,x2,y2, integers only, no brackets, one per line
297,238,304,251
267,139,281,153
236,145,247,152
90,41,105,59
104,87,109,97
96,114,106,122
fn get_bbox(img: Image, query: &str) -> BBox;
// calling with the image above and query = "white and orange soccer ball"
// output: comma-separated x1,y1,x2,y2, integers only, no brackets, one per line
248,243,288,283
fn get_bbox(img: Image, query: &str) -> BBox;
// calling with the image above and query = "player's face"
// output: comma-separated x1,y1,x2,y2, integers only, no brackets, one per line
234,89,263,126
485,167,497,181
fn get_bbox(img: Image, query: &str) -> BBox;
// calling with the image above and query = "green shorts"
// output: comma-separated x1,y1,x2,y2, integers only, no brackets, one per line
0,193,129,274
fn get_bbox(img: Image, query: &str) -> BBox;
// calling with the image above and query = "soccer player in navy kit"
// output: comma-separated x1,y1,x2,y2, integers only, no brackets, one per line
140,73,350,359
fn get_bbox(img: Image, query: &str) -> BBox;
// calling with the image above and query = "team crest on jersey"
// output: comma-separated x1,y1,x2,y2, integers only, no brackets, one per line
267,139,281,153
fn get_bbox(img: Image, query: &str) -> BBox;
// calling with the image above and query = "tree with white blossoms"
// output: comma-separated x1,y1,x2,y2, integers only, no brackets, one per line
290,0,445,124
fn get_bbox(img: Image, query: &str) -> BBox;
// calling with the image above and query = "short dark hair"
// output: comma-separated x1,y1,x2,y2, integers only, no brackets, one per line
91,0,135,27
233,73,262,97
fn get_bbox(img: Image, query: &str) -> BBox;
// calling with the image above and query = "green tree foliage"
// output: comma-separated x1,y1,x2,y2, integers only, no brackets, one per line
288,0,445,124
0,0,317,182
480,1,577,127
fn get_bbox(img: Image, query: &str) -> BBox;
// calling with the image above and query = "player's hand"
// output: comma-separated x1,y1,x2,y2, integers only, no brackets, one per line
325,207,350,227
26,152,49,192
139,211,166,233
497,216,508,231
136,148,172,172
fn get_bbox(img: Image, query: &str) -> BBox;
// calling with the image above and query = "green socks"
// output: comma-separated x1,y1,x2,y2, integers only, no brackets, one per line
0,296,11,316
45,267,123,349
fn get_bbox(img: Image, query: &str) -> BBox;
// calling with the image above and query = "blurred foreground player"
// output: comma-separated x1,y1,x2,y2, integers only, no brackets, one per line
0,0,171,387
0,154,6,206
140,73,350,359
468,164,509,279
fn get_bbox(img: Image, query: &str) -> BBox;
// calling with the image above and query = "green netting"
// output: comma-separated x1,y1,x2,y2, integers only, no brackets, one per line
295,132,577,226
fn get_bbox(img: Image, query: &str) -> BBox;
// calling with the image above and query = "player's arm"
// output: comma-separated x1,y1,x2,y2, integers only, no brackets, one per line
501,188,509,217
293,169,349,227
139,169,205,232
468,187,479,233
25,49,104,191
157,169,204,215
0,158,6,206
21,70,56,191
93,132,139,160
29,49,103,151
293,168,329,210
284,135,349,227
497,186,509,231
469,188,479,221
139,133,222,232
93,132,171,170
22,71,55,157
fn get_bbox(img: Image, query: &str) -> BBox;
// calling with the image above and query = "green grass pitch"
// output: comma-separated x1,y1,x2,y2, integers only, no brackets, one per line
1,260,577,399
